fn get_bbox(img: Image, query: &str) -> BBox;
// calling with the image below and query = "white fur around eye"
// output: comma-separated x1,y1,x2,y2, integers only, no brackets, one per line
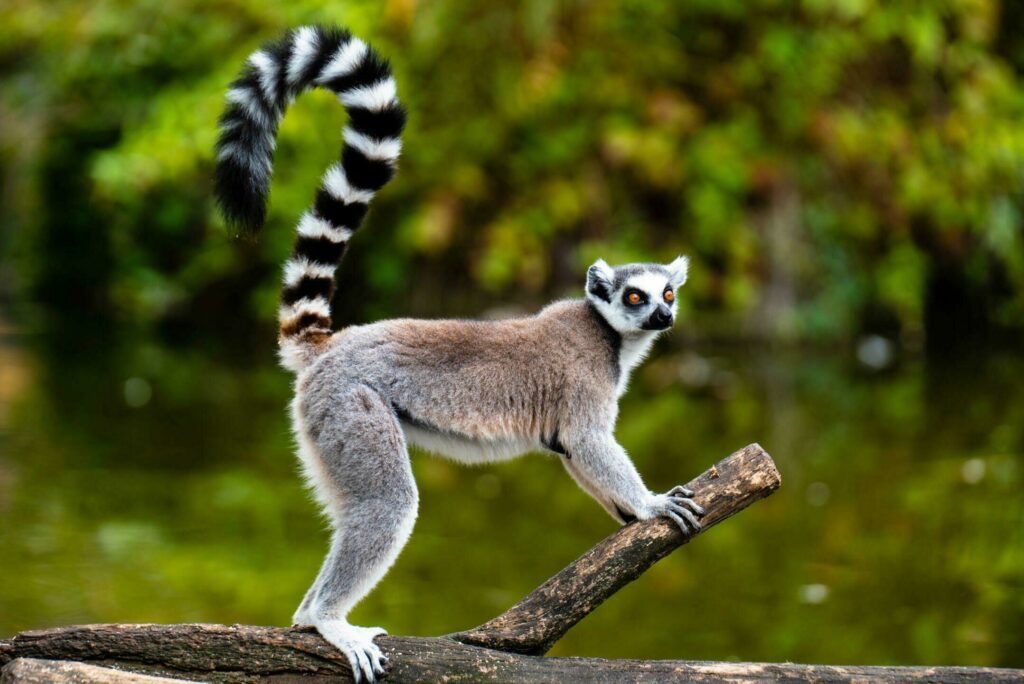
623,273,670,300
590,297,634,333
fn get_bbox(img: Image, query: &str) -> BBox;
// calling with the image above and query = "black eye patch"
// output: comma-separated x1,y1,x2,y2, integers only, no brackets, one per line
622,288,648,306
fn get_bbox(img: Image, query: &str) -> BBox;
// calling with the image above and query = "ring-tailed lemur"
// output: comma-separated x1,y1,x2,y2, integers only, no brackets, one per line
215,24,705,683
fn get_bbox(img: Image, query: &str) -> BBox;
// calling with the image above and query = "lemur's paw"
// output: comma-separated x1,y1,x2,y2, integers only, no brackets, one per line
645,486,705,535
315,619,388,683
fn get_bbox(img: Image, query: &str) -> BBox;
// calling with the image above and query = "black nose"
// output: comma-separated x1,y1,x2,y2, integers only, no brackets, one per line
644,305,673,330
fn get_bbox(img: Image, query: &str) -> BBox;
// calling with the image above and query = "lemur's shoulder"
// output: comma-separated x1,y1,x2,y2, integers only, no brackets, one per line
536,299,622,386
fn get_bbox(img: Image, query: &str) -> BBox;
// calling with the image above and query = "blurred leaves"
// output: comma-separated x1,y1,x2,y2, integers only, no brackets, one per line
1,0,1023,346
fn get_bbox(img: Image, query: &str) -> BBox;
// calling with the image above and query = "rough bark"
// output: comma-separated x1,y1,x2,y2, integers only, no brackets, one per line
3,444,1019,682
1,658,196,684
2,627,1021,683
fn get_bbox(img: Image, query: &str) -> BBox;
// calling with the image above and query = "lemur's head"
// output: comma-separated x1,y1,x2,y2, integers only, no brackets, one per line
585,257,689,335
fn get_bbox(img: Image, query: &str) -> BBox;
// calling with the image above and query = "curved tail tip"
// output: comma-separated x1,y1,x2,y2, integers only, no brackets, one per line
214,159,268,236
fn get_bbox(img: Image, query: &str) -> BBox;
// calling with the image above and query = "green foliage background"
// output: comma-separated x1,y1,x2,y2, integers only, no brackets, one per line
2,0,1024,345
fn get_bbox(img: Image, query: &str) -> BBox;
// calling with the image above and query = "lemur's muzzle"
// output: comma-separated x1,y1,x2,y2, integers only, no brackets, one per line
642,305,673,331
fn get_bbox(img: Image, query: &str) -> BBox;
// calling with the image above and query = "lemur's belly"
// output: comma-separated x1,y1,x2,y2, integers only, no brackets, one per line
398,419,541,464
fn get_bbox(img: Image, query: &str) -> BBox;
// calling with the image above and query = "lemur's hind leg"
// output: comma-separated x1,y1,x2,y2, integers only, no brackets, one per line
292,381,418,682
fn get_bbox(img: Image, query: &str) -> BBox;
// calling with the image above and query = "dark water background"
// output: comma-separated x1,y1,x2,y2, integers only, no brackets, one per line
1,323,1021,667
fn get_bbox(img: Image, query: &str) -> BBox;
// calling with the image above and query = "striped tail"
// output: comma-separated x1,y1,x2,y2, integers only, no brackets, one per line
214,25,406,372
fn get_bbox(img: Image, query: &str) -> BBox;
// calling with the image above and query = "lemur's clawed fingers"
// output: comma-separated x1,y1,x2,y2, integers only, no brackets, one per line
665,510,697,536
669,495,705,516
342,645,363,683
667,501,703,532
316,620,389,683
360,629,387,679
641,491,704,535
367,649,388,682
354,647,375,683
368,644,387,676
667,485,706,516
669,485,695,498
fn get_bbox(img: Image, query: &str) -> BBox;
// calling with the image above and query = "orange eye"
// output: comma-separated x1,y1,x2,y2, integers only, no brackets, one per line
627,292,642,305
664,290,674,302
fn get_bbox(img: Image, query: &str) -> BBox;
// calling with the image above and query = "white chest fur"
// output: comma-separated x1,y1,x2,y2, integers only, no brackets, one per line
617,332,658,396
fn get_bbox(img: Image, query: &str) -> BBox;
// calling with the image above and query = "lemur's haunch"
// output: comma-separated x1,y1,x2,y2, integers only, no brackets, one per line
215,24,704,683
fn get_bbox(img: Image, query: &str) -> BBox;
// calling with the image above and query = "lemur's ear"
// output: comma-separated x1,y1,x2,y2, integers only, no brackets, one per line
586,259,615,302
667,256,689,288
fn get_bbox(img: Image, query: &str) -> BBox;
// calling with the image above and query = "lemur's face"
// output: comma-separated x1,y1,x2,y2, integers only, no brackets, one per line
585,257,689,335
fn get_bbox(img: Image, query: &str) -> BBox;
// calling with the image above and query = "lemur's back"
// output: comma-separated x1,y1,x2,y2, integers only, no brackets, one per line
300,299,620,455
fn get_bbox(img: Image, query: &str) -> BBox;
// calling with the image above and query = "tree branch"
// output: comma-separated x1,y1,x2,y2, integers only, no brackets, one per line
451,442,780,654
2,627,1020,683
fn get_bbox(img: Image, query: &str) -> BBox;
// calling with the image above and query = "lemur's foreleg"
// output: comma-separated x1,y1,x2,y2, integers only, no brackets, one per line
293,382,419,682
562,431,704,532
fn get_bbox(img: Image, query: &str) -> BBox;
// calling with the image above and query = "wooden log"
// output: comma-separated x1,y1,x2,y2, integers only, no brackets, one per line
452,442,780,654
2,625,1021,683
1,658,196,684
